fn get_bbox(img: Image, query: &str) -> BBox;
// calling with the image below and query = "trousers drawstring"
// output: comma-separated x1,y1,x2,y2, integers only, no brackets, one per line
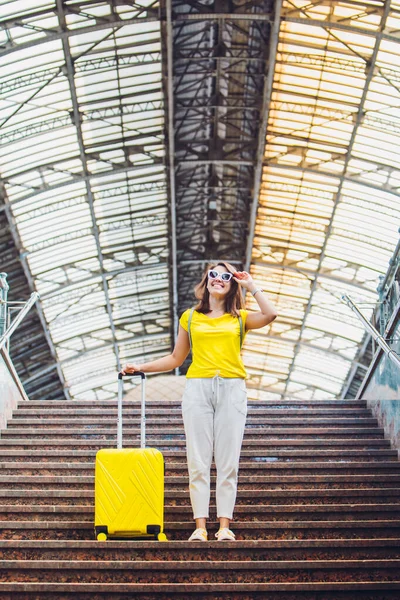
212,372,221,404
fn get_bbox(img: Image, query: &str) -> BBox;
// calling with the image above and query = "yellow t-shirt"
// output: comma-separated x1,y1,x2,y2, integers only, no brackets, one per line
179,309,248,379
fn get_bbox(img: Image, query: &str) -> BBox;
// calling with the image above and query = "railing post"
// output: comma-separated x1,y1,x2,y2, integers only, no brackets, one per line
0,292,40,353
0,273,9,337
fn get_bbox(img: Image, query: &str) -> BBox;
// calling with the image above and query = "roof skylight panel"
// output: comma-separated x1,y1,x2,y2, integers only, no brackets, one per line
30,262,100,297
64,354,117,386
16,206,92,241
50,309,110,344
113,297,170,323
334,198,398,243
68,368,119,400
334,204,398,239
1,115,76,152
326,232,392,263
97,210,167,231
94,192,167,217
14,198,88,226
296,347,350,375
100,226,168,251
46,298,106,331
41,275,102,300
1,141,80,178
109,278,169,302
244,334,295,357
0,17,56,48
26,235,99,272
13,187,88,218
4,161,84,203
289,366,344,393
352,142,400,171
42,283,105,319
0,1,56,20
245,346,292,369
305,306,364,340
332,215,398,247
247,388,282,401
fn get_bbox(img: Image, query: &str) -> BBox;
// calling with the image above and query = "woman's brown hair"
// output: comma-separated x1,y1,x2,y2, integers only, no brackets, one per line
194,262,245,317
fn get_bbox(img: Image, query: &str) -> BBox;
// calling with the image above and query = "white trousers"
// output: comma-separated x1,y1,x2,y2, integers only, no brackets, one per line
181,376,247,520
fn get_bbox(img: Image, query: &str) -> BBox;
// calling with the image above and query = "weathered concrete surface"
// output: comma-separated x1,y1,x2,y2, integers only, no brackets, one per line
0,348,27,430
361,320,400,453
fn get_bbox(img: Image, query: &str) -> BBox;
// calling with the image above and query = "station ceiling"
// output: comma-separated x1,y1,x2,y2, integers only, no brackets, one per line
1,0,399,400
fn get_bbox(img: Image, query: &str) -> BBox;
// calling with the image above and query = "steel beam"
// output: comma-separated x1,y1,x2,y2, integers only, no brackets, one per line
164,0,180,360
245,0,282,272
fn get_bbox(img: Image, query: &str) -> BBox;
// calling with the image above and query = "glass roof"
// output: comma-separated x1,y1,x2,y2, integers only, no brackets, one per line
0,0,170,400
244,0,400,400
1,0,400,401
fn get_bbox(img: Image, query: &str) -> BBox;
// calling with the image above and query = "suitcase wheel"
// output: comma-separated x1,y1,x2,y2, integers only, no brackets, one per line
95,526,108,541
157,533,168,542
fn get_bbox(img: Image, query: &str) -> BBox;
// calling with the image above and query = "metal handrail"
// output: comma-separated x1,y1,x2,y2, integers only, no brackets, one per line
0,292,40,353
341,294,400,371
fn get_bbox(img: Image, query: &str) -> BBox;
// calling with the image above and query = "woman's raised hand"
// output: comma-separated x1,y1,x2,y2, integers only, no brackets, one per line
120,363,142,375
233,271,254,290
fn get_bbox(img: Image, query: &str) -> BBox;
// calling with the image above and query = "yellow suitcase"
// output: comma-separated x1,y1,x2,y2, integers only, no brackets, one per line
94,372,167,541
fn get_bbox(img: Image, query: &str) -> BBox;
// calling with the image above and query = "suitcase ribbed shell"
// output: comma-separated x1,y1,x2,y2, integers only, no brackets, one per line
94,447,164,538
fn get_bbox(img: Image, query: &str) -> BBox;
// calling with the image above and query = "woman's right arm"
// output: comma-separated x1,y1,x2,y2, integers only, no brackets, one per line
120,325,190,375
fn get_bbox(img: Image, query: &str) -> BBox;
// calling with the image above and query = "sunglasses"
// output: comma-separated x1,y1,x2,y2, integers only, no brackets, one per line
208,269,233,282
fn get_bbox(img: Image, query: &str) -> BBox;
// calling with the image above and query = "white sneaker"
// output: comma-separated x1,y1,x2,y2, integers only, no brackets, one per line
215,527,236,541
188,527,208,541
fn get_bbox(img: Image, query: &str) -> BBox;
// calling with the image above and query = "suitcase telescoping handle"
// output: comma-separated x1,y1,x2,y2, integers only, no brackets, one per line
117,371,146,450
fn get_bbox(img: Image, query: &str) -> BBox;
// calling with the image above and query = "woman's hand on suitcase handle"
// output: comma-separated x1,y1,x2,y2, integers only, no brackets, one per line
120,363,142,376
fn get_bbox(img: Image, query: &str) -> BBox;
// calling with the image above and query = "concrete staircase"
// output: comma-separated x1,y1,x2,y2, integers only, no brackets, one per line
0,397,399,599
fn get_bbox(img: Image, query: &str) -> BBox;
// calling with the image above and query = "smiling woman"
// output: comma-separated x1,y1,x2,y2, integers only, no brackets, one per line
121,260,277,543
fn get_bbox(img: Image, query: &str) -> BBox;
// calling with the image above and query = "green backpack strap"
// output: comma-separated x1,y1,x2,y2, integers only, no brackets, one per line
238,313,244,349
187,307,195,352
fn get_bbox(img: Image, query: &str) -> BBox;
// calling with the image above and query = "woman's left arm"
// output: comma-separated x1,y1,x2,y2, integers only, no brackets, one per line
233,271,278,330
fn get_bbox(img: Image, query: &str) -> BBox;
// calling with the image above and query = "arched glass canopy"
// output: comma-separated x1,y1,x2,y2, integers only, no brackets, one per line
1,0,399,400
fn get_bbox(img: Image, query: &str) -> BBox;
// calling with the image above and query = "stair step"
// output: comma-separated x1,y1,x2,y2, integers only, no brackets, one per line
1,473,400,486
2,395,398,597
4,418,381,428
0,461,399,478
1,538,400,561
6,418,379,428
1,503,400,523
12,408,374,417
0,488,399,506
1,475,400,494
0,558,400,584
18,399,369,408
0,449,396,462
0,427,385,438
1,581,400,600
2,519,400,541
0,438,389,449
